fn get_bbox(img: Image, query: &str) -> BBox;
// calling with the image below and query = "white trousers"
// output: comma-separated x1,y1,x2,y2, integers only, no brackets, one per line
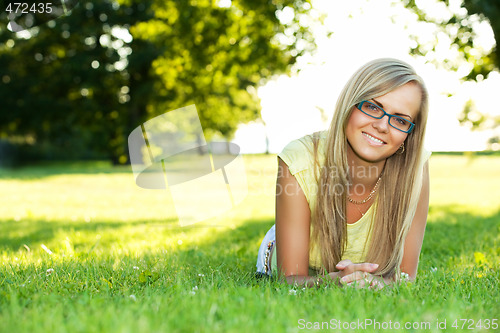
255,224,276,276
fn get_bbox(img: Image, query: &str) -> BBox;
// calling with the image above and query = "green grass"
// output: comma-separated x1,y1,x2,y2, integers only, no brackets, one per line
0,154,499,333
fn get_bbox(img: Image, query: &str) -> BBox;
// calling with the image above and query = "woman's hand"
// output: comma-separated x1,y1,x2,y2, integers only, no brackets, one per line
334,259,389,290
339,271,388,290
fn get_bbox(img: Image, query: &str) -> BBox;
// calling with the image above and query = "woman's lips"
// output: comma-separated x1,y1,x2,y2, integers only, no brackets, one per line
362,132,386,146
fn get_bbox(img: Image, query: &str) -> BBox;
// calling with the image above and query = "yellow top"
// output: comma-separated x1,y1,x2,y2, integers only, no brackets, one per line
276,131,430,271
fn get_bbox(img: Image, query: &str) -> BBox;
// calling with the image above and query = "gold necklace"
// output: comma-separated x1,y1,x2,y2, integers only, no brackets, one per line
348,175,382,205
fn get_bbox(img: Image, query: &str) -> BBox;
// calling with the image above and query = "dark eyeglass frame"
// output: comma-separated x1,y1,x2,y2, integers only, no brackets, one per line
356,101,415,133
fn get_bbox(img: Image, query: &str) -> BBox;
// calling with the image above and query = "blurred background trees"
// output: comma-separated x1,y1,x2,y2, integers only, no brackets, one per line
1,0,498,165
0,0,317,164
404,0,499,148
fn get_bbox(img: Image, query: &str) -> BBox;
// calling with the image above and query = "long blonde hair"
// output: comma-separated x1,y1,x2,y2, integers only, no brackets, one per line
310,58,429,279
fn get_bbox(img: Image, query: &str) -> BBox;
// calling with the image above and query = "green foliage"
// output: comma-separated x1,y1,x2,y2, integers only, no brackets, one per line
457,99,500,148
129,0,317,140
459,99,486,129
403,0,499,81
403,0,499,146
0,154,499,332
0,0,318,163
0,1,154,163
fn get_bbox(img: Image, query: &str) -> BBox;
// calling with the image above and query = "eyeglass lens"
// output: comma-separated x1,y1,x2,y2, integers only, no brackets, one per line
359,102,412,132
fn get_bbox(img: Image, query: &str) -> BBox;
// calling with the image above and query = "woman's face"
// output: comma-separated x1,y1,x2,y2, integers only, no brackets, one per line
345,82,422,164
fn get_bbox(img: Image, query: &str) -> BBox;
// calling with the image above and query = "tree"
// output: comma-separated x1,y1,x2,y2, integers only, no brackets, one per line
0,0,319,163
124,0,318,142
0,1,156,163
404,0,498,80
403,0,500,147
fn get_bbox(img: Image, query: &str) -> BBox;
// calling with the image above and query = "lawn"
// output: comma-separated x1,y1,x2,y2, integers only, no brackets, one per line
0,154,499,333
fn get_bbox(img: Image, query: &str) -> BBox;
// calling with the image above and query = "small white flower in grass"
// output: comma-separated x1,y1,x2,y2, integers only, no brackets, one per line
190,291,196,295
46,268,54,275
177,240,183,245
129,295,137,301
288,289,297,295
431,267,437,273
192,286,198,291
198,274,205,277
133,266,139,270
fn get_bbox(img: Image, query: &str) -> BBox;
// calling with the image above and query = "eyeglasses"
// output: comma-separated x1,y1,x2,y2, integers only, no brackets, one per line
356,101,415,133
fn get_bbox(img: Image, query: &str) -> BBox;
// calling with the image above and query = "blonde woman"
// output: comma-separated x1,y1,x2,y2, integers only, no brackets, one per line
256,58,430,289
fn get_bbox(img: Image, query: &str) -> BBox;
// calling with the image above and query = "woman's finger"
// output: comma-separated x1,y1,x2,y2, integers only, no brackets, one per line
340,262,379,276
335,259,353,270
369,278,384,290
346,278,368,289
340,271,368,284
342,272,385,290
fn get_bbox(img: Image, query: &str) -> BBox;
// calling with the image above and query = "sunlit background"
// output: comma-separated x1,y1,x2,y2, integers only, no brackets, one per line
232,0,499,153
1,0,498,163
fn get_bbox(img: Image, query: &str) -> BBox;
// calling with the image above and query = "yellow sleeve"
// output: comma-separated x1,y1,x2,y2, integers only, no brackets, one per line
277,136,316,205
277,138,312,175
422,147,431,163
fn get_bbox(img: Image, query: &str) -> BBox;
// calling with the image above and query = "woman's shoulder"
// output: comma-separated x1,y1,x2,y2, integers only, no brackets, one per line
278,131,328,175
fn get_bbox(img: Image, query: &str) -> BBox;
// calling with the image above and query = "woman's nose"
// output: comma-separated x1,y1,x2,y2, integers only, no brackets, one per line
372,115,390,132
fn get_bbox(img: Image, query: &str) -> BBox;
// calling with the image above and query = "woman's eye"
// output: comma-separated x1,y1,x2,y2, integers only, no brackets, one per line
395,117,408,125
367,103,380,112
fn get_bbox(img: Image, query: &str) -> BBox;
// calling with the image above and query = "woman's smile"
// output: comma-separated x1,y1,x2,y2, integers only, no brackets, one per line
362,132,386,146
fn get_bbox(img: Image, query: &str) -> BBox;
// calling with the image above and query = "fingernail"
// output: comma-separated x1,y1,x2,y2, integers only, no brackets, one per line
371,264,379,268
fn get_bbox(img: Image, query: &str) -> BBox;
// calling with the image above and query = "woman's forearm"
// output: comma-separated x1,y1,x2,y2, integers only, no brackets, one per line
282,268,401,289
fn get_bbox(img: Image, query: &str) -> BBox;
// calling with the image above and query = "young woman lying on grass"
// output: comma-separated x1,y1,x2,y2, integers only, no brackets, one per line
256,58,430,289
